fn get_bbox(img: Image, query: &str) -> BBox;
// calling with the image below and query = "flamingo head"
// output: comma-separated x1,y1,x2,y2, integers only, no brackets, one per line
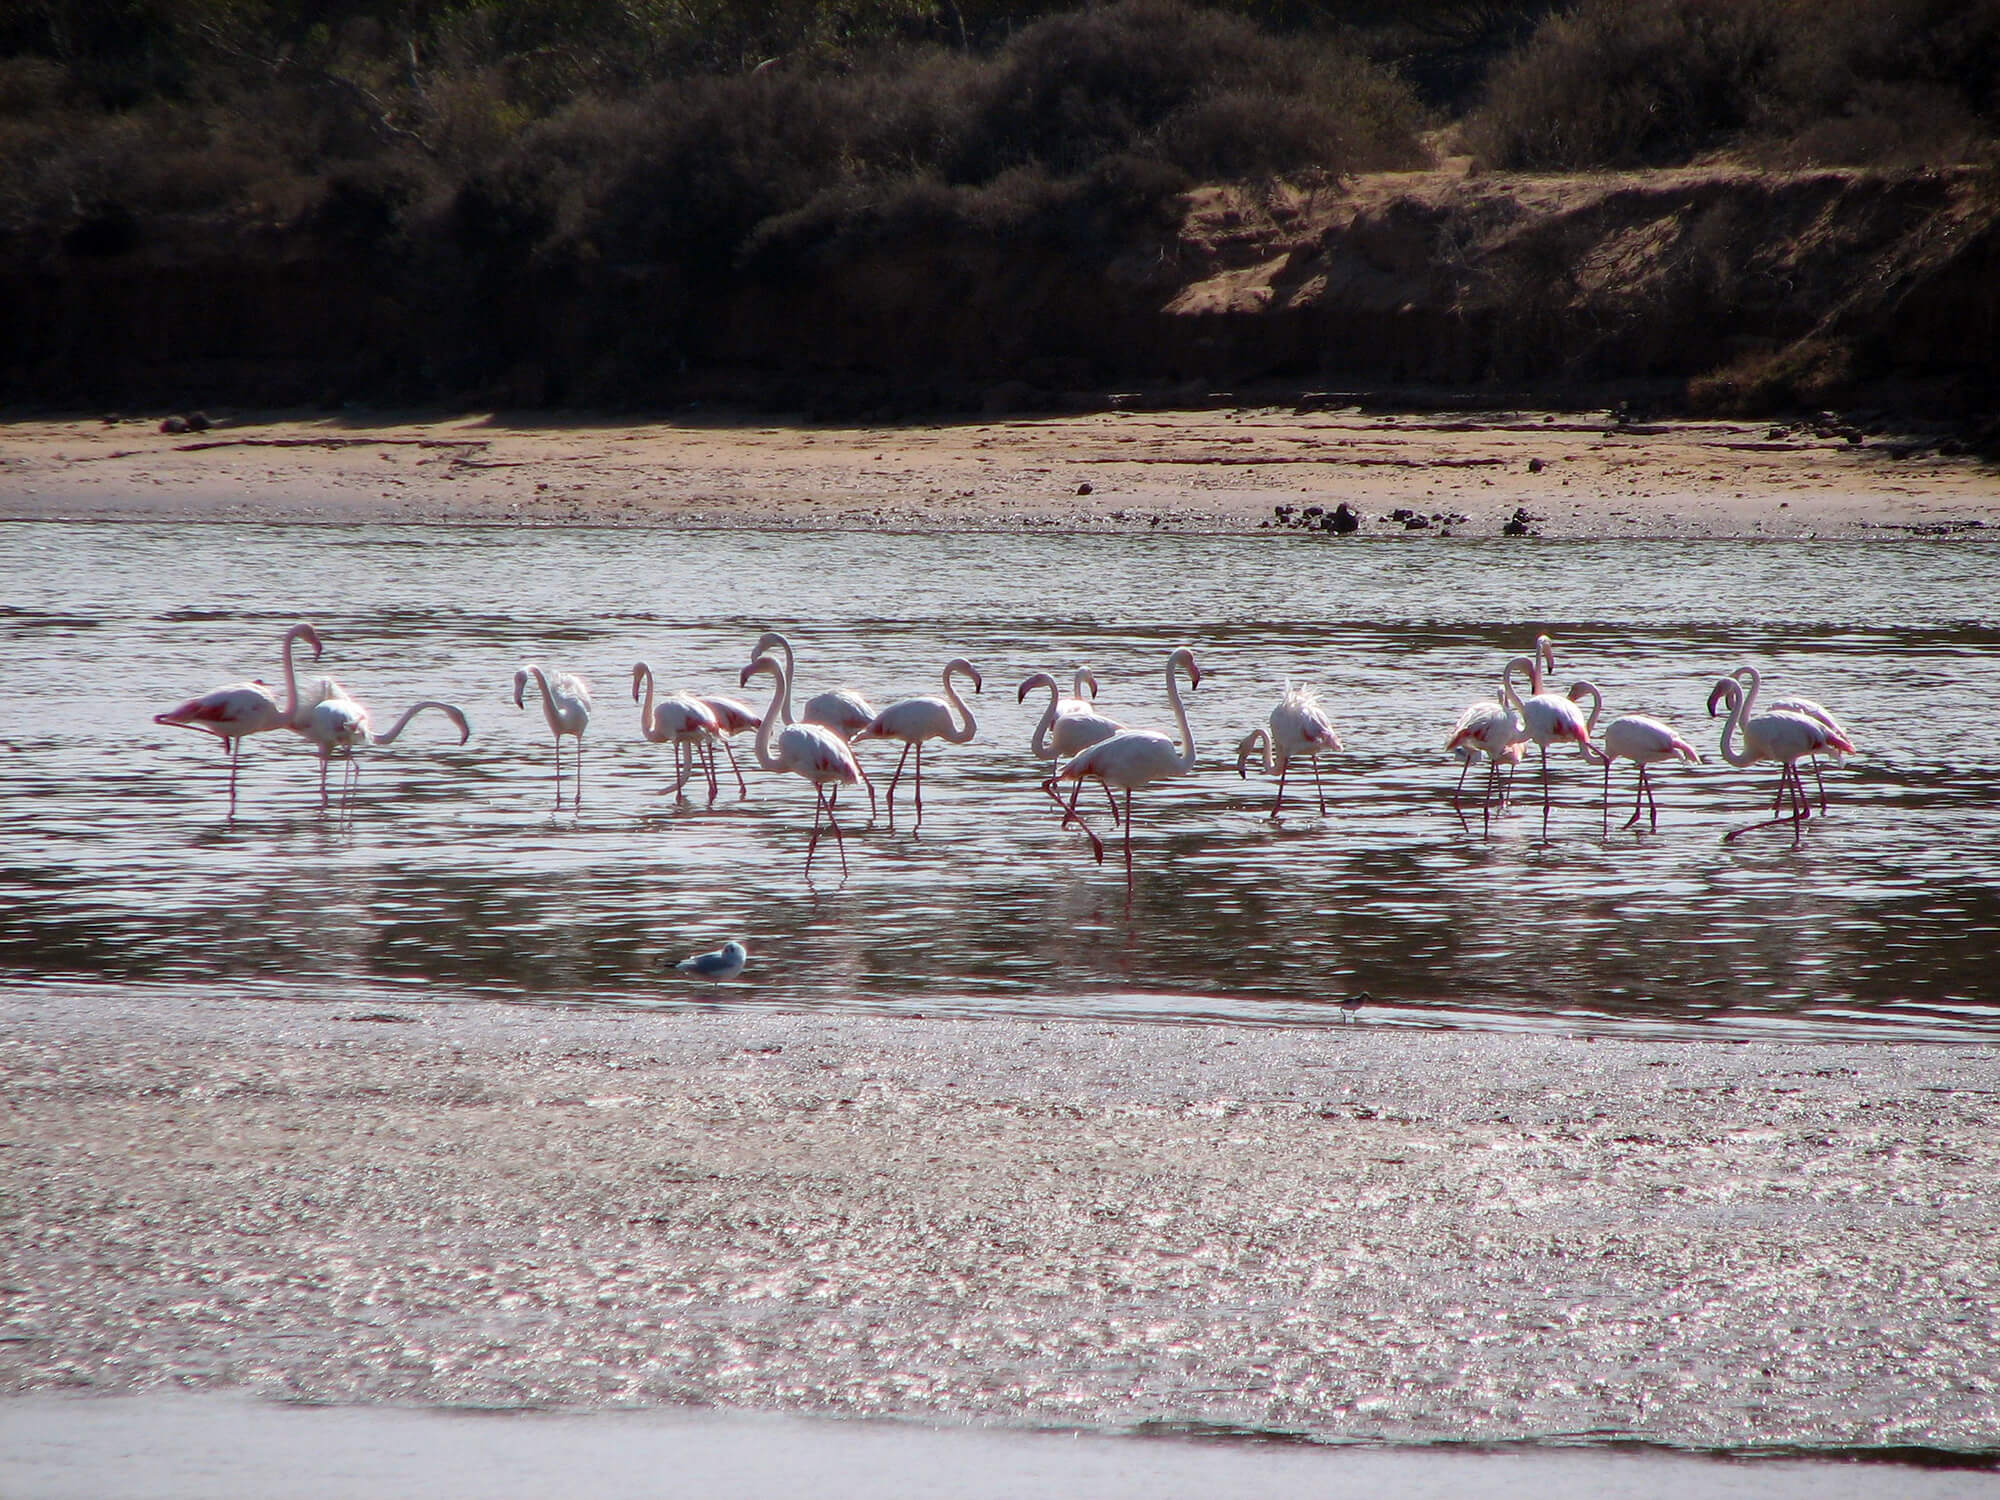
1078,668,1099,700
1535,633,1557,675
1017,672,1054,704
289,623,324,661
740,654,781,690
630,662,653,703
945,658,982,695
511,666,531,710
1169,647,1201,690
1706,678,1739,717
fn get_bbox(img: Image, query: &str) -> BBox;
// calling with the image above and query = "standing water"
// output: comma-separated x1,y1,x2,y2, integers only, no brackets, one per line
3,522,1997,1040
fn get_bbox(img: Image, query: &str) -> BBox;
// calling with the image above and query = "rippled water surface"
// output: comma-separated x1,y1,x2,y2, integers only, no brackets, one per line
4,522,1997,1039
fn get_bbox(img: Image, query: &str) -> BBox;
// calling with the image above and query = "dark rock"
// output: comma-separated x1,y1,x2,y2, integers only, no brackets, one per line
1076,482,1093,496
159,415,189,434
186,411,211,432
1527,457,1545,473
1330,503,1359,534
1404,515,1431,529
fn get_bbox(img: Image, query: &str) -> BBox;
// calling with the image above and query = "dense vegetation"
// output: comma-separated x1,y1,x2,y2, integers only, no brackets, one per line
4,0,1997,409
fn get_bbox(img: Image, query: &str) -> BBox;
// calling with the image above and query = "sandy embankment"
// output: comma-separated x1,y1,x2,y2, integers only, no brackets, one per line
3,405,1997,536
3,988,1995,1452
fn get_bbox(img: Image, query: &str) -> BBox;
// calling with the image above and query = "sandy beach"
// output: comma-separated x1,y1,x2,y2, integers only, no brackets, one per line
5,403,1998,536
4,986,1997,1459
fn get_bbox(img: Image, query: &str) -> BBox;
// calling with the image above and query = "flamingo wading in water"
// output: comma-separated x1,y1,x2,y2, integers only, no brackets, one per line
854,658,982,833
632,662,724,803
1706,674,1854,844
1565,681,1701,833
1054,647,1202,888
1443,695,1527,835
739,651,863,874
514,663,591,810
154,622,323,814
1235,681,1343,817
1020,669,1123,821
1502,636,1597,840
1730,666,1852,814
295,676,471,813
696,694,762,800
752,631,880,819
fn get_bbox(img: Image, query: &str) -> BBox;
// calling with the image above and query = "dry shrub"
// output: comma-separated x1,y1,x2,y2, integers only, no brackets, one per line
1688,336,1859,414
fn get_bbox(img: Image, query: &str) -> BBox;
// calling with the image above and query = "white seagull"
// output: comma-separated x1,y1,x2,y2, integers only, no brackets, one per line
675,941,749,981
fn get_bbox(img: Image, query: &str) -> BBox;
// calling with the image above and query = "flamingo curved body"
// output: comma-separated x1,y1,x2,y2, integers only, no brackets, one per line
1444,697,1527,834
514,664,591,810
855,658,982,832
753,631,879,819
632,663,724,803
1564,681,1700,833
1502,640,1596,840
1732,667,1852,812
1020,670,1124,821
1236,681,1343,816
740,652,863,874
154,622,323,813
1054,647,1201,887
1707,675,1853,843
296,676,471,812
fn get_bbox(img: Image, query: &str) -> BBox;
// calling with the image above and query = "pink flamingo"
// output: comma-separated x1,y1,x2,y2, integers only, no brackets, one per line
1565,681,1701,833
1054,647,1201,888
739,651,863,874
1730,666,1852,813
853,658,982,833
1020,669,1124,821
154,622,324,815
1706,674,1854,844
752,631,880,819
632,662,724,803
1502,638,1596,840
1235,680,1343,817
295,676,471,813
513,663,591,810
1444,696,1527,835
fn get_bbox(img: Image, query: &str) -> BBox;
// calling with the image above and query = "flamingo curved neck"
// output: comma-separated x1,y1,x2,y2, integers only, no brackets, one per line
1027,678,1060,759
1732,665,1763,715
632,664,662,742
279,626,316,721
375,701,466,746
1164,655,1197,770
748,661,792,771
940,663,979,744
1237,729,1271,775
1713,683,1758,768
1568,679,1603,734
1501,654,1542,708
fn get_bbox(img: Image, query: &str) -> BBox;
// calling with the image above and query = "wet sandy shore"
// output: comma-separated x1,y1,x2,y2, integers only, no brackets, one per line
4,405,1997,537
4,985,1996,1457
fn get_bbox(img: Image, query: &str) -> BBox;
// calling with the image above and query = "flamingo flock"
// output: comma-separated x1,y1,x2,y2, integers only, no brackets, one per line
155,622,1861,879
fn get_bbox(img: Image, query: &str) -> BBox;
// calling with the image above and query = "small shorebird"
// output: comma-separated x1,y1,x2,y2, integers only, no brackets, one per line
1339,991,1370,1024
675,941,748,981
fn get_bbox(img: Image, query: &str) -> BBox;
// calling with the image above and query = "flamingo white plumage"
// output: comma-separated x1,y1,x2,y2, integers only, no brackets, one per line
1443,696,1527,834
1565,680,1701,833
753,631,880,819
632,662,725,803
1707,674,1855,844
1020,669,1124,821
1502,637,1596,840
854,657,982,832
1731,666,1852,814
513,663,591,810
1053,647,1201,888
1235,681,1343,817
696,694,763,800
295,676,471,812
153,622,323,814
740,651,863,874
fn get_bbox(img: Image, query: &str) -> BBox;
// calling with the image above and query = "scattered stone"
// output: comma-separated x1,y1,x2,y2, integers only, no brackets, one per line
186,411,212,432
1075,482,1092,496
1528,457,1545,474
1329,503,1359,534
1501,505,1541,537
159,415,188,435
1403,515,1431,529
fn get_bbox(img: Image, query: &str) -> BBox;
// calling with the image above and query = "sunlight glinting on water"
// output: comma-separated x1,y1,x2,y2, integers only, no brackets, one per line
3,521,1998,1039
